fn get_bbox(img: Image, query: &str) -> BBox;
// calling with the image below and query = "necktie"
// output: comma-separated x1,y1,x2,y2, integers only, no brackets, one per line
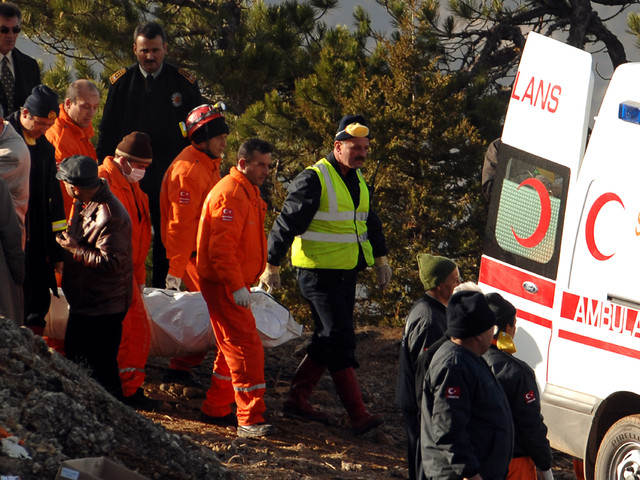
146,74,153,91
1,56,14,114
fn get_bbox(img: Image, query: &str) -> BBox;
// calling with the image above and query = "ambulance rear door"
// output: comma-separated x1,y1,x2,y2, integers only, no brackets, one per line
479,31,593,393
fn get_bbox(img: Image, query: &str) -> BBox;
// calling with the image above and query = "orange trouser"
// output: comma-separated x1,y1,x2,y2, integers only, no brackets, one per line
168,259,207,371
507,456,536,480
200,280,266,426
118,283,151,397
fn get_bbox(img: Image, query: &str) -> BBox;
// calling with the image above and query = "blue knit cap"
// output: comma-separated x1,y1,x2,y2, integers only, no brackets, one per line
24,85,59,119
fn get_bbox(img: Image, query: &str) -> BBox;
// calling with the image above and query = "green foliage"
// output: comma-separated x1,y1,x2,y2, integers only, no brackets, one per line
24,0,632,326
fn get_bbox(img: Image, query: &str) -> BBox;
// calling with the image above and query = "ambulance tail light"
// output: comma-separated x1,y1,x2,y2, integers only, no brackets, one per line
618,101,640,124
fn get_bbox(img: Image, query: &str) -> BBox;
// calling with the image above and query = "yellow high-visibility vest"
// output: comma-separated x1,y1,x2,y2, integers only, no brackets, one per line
292,158,374,269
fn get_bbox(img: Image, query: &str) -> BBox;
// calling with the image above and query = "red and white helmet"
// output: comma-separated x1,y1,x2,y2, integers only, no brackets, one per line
183,101,228,143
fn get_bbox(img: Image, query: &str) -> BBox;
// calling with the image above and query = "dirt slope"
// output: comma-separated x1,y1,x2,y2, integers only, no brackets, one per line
0,318,578,479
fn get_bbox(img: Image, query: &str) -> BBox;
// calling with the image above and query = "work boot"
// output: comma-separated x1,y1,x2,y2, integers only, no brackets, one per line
199,411,238,427
161,368,205,389
122,388,160,411
331,367,384,435
237,423,276,438
283,355,330,424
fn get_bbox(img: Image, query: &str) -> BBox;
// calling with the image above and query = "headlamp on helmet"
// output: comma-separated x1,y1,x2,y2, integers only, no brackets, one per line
180,102,229,143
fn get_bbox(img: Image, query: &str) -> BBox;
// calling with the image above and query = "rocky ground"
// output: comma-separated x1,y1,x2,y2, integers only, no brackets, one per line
0,317,578,480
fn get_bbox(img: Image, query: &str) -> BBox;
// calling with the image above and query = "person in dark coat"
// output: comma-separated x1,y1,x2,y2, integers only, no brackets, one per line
421,290,514,480
56,155,133,398
96,21,202,288
0,3,40,116
260,114,392,435
484,292,554,480
395,254,460,480
7,85,66,334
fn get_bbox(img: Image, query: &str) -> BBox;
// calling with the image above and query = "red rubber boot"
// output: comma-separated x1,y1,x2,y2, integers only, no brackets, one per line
331,367,383,435
283,355,330,424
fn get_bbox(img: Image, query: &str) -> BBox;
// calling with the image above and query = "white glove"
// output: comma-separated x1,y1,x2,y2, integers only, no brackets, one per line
259,263,281,290
165,274,182,290
374,256,392,290
232,287,251,308
540,469,554,480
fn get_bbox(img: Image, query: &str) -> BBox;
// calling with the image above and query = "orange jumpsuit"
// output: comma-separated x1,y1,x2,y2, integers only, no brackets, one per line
196,166,267,426
99,157,152,397
45,104,98,219
160,145,221,370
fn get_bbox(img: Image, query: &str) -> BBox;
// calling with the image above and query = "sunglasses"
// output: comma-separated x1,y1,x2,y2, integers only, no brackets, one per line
0,26,21,34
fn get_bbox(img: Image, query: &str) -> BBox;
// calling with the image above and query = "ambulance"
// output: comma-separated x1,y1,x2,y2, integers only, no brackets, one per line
479,32,640,479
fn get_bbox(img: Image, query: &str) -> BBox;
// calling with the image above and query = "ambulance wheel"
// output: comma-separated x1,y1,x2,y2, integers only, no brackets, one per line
595,415,640,480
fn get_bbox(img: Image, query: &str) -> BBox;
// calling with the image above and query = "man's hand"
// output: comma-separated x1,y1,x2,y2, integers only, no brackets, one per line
259,263,281,291
374,256,392,290
56,231,78,253
232,287,251,308
165,274,182,291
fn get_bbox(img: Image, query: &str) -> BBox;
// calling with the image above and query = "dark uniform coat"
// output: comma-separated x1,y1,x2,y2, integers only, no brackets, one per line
396,294,447,480
96,62,202,200
421,340,514,480
7,112,65,324
0,48,40,116
483,345,552,471
96,62,202,287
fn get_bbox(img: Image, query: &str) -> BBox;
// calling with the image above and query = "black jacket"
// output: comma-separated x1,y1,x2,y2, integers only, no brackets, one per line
267,152,388,269
96,62,202,200
0,48,40,116
396,294,447,412
483,345,552,470
421,340,514,479
7,112,65,317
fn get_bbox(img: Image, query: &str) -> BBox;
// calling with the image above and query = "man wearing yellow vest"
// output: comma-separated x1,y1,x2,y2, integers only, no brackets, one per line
260,114,392,435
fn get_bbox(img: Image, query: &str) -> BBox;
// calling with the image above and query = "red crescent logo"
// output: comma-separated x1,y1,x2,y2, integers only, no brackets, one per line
585,192,624,261
511,178,552,248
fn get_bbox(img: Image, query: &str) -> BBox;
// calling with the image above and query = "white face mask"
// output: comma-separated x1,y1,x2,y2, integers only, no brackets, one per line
127,167,146,183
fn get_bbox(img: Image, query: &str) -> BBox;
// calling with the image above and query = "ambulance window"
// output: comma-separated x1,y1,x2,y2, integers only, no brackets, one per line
483,144,570,280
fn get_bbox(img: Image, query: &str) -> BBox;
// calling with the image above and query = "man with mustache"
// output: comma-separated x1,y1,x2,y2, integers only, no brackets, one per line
97,21,202,288
260,114,392,435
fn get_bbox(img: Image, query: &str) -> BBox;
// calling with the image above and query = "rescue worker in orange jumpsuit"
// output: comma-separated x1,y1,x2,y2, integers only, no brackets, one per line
196,138,275,438
98,131,156,410
45,79,100,218
159,102,229,387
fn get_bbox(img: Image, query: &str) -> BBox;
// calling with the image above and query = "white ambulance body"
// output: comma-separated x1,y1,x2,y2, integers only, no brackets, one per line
479,32,640,480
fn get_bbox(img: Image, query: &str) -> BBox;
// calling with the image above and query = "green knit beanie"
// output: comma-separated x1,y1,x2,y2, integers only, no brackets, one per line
417,253,457,291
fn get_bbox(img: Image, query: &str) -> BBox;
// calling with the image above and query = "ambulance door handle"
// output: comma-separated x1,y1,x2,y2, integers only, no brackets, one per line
522,281,539,294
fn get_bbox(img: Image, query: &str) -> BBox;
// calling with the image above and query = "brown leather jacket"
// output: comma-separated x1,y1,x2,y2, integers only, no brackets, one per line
61,180,133,315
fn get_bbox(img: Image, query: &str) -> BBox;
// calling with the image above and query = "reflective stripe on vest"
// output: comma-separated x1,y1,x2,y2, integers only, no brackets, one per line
291,158,374,269
52,220,67,232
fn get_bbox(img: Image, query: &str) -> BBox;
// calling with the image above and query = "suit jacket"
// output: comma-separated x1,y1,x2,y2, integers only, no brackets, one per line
0,48,40,116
